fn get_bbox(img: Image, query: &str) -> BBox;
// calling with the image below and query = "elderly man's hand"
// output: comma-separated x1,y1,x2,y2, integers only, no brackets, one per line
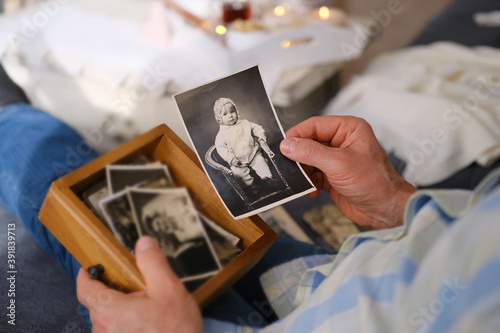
77,236,203,333
280,116,416,229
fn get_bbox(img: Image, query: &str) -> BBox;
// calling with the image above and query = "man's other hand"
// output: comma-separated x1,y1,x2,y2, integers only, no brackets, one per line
77,236,203,333
280,116,416,229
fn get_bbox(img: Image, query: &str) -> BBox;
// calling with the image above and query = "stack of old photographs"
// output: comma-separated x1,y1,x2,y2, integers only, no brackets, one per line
82,157,242,289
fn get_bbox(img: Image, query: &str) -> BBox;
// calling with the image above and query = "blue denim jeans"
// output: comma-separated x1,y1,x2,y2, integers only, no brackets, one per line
0,103,98,328
0,103,332,328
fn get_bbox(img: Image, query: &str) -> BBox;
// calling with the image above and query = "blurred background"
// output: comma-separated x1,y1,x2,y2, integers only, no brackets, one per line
0,0,452,153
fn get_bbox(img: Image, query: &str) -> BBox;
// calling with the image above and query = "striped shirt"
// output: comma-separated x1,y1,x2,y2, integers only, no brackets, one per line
204,168,500,333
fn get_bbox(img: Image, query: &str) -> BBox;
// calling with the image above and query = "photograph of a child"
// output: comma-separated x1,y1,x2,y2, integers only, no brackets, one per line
174,66,315,219
214,97,276,188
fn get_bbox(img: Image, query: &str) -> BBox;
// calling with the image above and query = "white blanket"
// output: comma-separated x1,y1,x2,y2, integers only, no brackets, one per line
322,42,500,186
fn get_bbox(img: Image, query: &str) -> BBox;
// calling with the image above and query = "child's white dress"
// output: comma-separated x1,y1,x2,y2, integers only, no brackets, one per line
215,119,272,185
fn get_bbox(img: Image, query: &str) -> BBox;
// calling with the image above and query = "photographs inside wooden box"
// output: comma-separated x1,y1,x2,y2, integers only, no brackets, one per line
81,156,242,292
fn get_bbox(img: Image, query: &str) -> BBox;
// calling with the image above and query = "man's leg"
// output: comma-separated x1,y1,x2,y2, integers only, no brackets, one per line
0,103,99,282
0,102,99,329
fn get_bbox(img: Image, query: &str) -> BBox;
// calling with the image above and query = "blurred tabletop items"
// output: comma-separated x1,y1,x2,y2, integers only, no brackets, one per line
0,0,370,152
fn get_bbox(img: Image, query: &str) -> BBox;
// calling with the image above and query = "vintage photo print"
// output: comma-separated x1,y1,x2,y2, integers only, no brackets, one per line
259,206,314,244
173,66,315,219
99,164,175,253
127,188,221,281
106,164,174,194
82,179,110,223
199,214,242,267
99,191,139,253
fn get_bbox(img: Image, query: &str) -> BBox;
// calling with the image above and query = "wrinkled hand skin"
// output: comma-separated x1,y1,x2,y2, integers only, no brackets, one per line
280,116,417,230
77,236,203,333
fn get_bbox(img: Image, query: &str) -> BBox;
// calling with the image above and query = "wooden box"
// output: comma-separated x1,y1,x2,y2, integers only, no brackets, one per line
38,124,277,308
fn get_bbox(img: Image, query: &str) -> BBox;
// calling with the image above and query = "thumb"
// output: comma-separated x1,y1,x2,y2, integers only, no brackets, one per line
135,236,180,297
280,138,337,171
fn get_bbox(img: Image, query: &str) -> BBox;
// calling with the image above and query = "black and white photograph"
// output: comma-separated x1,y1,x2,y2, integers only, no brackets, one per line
99,191,139,253
302,204,362,252
199,214,242,267
173,66,315,219
106,164,174,194
82,179,110,222
259,206,314,244
127,188,221,281
98,163,175,252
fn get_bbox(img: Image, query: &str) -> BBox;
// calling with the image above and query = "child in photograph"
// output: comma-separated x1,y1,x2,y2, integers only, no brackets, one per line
213,97,277,189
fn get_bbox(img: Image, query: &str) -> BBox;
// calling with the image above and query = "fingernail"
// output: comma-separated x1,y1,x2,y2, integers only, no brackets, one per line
136,236,158,252
281,138,297,154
